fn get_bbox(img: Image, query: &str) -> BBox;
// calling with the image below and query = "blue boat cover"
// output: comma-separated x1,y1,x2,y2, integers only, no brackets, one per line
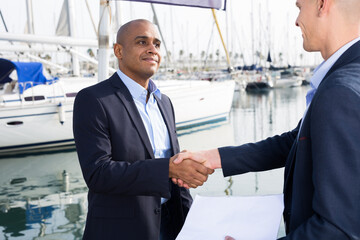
0,58,57,94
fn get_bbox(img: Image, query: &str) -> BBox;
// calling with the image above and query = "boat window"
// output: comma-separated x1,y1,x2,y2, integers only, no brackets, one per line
66,92,77,97
24,96,46,101
6,121,23,126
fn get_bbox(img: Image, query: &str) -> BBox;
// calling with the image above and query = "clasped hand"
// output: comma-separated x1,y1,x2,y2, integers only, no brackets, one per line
169,149,221,189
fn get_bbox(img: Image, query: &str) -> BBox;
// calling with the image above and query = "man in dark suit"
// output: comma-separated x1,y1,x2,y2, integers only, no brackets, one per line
73,19,213,240
173,0,360,239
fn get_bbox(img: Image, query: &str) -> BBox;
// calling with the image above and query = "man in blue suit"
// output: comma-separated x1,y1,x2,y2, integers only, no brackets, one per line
73,19,213,240
174,0,360,239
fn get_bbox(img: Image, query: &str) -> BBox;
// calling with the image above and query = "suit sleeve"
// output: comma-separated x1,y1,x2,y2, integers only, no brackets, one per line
280,84,360,239
73,89,171,198
219,124,299,176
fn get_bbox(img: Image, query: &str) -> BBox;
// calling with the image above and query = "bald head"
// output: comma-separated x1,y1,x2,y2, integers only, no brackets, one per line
334,0,360,23
113,19,161,87
116,19,155,45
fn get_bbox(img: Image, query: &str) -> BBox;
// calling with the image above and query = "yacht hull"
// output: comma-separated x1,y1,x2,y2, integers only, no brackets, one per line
0,80,235,157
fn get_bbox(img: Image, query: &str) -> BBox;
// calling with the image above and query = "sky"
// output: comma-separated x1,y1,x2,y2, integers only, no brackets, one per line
0,0,323,67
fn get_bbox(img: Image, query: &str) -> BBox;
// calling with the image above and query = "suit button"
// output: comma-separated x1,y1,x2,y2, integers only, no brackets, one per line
154,208,161,215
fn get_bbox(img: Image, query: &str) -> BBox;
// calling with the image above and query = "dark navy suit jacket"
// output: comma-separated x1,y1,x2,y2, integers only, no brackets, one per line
219,40,360,239
73,73,192,240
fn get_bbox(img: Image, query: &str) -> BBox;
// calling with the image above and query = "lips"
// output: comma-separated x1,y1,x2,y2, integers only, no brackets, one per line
142,57,158,64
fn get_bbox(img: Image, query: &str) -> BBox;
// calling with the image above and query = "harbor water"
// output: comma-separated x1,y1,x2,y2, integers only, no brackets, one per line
0,85,309,239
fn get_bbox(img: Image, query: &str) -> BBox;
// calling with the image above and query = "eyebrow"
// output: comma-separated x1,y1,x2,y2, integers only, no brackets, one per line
134,36,161,43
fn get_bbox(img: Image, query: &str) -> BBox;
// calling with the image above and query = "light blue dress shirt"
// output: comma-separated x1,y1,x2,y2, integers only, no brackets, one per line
117,70,172,158
117,70,171,203
299,37,360,132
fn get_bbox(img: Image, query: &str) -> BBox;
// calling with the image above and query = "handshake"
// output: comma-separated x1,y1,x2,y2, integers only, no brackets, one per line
168,149,222,189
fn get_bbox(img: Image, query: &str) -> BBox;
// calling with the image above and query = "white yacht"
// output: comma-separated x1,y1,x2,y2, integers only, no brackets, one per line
0,59,235,157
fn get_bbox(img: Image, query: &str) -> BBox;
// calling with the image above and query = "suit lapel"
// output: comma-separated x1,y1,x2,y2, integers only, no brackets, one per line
110,74,155,159
154,94,178,155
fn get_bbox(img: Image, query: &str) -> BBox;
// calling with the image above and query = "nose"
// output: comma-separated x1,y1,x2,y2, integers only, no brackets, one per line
147,44,158,54
295,17,299,27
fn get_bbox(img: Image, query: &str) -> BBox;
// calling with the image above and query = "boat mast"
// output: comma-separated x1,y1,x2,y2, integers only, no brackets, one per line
25,0,35,34
98,0,111,82
258,1,262,67
251,1,254,65
266,0,271,68
211,8,232,71
66,0,80,76
114,1,122,31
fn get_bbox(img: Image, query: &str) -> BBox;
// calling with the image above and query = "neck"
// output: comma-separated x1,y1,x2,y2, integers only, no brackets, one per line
118,67,150,89
133,78,150,90
320,11,360,60
321,34,360,60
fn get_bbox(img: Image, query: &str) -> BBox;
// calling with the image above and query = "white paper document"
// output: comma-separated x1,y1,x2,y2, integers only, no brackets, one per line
176,194,284,240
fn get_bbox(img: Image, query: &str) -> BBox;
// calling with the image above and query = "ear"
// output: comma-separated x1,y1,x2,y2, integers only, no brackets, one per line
317,0,330,16
113,43,123,59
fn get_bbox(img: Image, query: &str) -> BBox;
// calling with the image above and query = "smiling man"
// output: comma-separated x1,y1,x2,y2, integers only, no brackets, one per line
73,19,213,240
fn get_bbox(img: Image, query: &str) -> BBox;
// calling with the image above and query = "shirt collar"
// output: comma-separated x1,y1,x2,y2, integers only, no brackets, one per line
310,36,360,90
116,69,162,101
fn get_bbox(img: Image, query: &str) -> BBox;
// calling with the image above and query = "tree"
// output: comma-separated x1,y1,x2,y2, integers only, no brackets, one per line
179,49,184,58
201,51,206,59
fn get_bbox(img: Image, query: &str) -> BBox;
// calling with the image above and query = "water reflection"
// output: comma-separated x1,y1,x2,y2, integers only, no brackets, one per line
0,151,87,239
0,86,309,239
0,192,87,239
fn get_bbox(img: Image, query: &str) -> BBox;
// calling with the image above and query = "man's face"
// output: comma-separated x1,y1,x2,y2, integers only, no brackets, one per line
116,21,161,82
295,0,322,52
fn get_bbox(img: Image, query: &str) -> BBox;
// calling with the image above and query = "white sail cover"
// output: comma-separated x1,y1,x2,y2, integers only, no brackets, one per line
118,0,226,10
56,0,70,36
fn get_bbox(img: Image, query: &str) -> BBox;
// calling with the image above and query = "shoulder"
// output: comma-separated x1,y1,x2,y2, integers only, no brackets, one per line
321,56,360,95
77,79,111,98
76,74,122,102
311,64,360,121
160,92,171,103
158,92,174,110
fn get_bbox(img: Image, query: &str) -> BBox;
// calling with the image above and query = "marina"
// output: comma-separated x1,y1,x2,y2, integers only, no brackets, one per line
0,0,319,239
0,86,309,239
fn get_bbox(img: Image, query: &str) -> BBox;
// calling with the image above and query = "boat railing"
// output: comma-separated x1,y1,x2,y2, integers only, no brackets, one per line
18,80,67,105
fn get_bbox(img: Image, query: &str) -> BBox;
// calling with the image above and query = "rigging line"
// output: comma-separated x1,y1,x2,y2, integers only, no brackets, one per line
85,0,98,37
0,10,9,32
151,3,171,63
0,10,13,45
211,8,232,70
203,22,215,70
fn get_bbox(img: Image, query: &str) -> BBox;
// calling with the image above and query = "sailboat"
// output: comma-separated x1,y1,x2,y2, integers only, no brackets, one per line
0,0,234,157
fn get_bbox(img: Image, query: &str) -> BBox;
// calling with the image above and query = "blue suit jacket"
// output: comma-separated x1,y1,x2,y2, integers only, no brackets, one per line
73,73,192,240
219,41,360,239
